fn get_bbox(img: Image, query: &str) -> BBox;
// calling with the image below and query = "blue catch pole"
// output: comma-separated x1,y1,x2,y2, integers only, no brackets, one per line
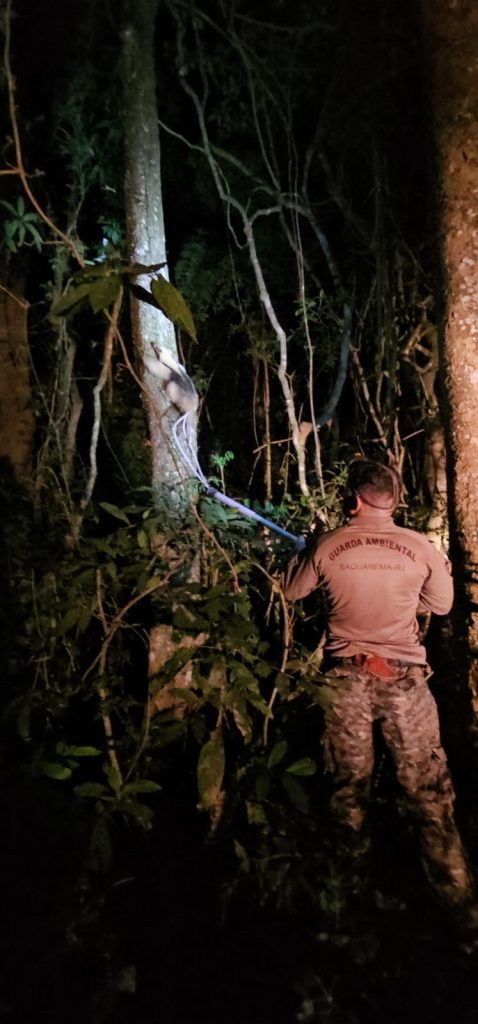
205,486,305,552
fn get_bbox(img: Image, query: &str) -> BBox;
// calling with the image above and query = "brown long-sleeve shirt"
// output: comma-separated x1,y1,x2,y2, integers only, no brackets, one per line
282,508,453,664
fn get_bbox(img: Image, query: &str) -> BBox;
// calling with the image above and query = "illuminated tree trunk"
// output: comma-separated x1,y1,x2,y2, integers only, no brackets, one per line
122,0,193,510
420,0,478,704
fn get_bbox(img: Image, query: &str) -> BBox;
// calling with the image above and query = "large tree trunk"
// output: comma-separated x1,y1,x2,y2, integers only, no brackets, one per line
122,0,199,714
0,282,34,487
420,0,478,705
122,0,194,510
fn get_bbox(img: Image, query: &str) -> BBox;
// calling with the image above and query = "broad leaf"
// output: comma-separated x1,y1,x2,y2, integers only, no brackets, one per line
89,275,121,313
128,282,161,308
38,761,72,781
285,757,317,777
255,773,271,801
62,745,102,758
57,607,84,635
149,647,198,691
233,840,250,872
268,739,288,769
99,501,131,524
246,801,267,825
123,779,161,795
74,782,111,798
197,726,225,811
281,773,309,813
52,283,92,316
226,693,252,741
150,275,197,341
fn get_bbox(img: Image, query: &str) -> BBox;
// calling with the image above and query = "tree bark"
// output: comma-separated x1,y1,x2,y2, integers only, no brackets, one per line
0,283,34,486
420,0,478,704
122,0,194,510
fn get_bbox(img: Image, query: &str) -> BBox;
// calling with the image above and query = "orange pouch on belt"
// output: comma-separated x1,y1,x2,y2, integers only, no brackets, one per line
352,653,398,680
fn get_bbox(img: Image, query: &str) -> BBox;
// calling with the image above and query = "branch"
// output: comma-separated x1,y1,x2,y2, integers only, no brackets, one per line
84,565,184,684
316,299,353,427
95,569,123,785
3,0,84,267
71,289,123,542
173,37,309,492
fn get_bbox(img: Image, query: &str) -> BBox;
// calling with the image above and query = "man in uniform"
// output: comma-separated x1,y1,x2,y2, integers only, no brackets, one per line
282,458,472,907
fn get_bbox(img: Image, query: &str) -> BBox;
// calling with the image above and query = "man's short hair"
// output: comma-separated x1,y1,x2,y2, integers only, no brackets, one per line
345,459,402,511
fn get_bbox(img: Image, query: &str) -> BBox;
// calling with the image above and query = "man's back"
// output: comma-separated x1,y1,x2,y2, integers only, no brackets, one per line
282,509,453,663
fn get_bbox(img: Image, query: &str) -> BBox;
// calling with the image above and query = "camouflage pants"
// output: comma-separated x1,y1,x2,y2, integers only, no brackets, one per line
322,661,472,905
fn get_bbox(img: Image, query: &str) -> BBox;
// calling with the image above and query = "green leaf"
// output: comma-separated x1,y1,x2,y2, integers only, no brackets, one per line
230,661,258,689
0,199,17,215
103,763,122,795
137,528,149,550
16,706,31,741
150,275,197,341
89,275,122,313
156,721,187,747
286,757,317,777
28,223,43,251
172,604,208,630
62,745,102,758
246,800,267,825
149,647,197,691
78,609,93,633
123,779,161,795
52,283,92,316
117,966,137,994
38,761,72,781
281,773,309,812
56,607,83,635
122,800,154,830
255,773,271,801
234,840,250,872
227,616,259,641
226,694,252,742
99,501,131,524
274,672,290,696
74,782,111,798
268,739,288,769
128,282,161,308
197,726,225,811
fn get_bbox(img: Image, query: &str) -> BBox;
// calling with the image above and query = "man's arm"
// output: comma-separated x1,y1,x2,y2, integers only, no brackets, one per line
418,541,454,615
281,542,320,601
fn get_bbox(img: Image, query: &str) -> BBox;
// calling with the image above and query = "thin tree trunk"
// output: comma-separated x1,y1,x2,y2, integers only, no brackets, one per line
122,0,194,510
420,0,478,704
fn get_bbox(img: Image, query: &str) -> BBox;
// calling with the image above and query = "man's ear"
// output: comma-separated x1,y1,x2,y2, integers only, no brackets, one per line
349,494,363,516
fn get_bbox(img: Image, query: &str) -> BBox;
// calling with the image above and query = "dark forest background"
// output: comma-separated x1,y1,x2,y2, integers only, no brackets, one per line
1,1,478,1021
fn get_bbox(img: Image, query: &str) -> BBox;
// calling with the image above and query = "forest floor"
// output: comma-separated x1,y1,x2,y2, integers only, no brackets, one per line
2,763,478,1024
1,643,478,1023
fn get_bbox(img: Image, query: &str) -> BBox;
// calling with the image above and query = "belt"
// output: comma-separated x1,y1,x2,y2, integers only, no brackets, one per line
339,653,404,680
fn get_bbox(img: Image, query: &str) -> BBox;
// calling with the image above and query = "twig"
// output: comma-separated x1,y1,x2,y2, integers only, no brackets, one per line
95,569,123,785
0,282,29,308
189,502,240,594
263,582,292,745
84,566,184,684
